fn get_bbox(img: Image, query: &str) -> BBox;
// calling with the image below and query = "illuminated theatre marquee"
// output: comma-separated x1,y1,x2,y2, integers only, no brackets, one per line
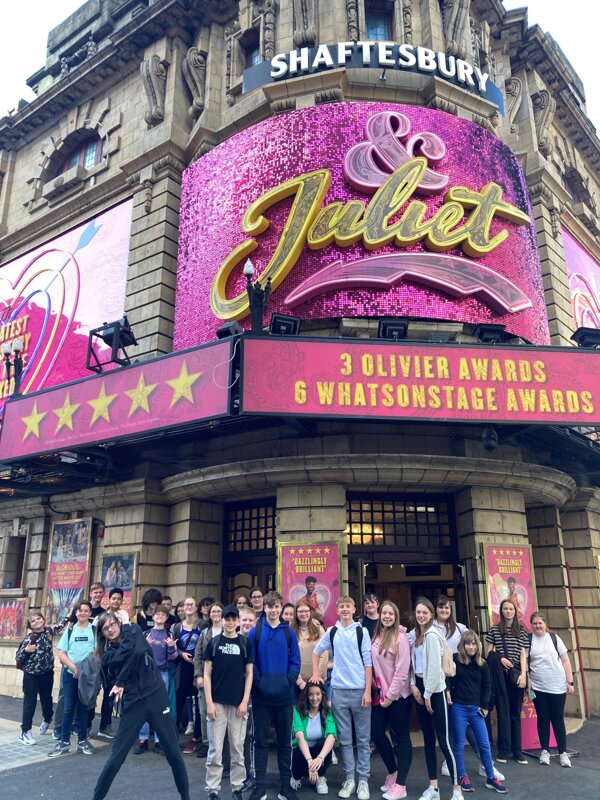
174,103,549,348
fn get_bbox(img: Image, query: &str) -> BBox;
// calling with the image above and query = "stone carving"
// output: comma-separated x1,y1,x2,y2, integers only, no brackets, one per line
441,0,469,60
182,47,207,119
143,179,153,214
427,97,458,115
347,0,359,42
225,22,240,107
402,1,413,44
316,88,343,104
271,98,297,114
293,0,317,49
532,89,556,158
141,55,168,128
59,33,97,78
263,0,278,60
504,77,522,134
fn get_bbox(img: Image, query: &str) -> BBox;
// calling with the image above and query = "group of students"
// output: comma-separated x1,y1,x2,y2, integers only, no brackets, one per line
15,584,575,800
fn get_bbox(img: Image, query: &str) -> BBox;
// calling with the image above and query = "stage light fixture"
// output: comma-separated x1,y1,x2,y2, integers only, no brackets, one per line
377,318,409,341
216,321,244,339
86,316,138,373
269,313,301,336
471,323,506,344
571,326,600,349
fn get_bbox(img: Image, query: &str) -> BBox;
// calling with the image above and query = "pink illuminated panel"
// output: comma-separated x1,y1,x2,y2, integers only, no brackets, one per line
175,103,549,346
563,227,600,329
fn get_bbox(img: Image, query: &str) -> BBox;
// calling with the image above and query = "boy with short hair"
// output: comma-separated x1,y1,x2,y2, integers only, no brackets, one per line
248,591,301,800
312,596,372,800
204,605,253,800
238,607,257,791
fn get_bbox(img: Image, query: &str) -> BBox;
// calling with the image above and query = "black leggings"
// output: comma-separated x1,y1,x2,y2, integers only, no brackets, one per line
371,696,413,784
175,659,201,738
22,671,54,732
414,677,458,784
92,686,190,800
532,691,567,752
292,739,332,778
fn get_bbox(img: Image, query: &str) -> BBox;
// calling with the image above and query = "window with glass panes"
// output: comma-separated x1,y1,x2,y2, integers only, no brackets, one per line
225,499,276,553
365,12,392,41
346,494,453,551
60,136,102,174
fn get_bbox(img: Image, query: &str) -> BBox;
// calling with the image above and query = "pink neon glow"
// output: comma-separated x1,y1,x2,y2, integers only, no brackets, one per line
343,111,449,194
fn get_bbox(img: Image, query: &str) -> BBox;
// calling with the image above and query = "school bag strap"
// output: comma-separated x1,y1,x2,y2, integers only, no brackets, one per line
253,617,291,668
329,624,364,664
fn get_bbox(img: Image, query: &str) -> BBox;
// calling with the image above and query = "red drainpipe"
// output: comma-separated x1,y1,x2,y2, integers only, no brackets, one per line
565,561,590,717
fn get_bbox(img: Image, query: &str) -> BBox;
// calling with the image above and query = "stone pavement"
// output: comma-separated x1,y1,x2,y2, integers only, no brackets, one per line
0,694,598,799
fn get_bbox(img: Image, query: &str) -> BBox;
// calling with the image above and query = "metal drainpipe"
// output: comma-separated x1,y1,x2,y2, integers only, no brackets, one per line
565,561,590,717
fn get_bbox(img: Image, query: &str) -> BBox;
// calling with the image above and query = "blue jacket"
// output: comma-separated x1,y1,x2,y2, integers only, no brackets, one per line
248,619,300,706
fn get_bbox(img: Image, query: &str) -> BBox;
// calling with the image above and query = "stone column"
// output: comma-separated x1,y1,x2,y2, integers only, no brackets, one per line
167,499,224,601
455,486,528,634
560,490,600,715
526,504,583,718
276,484,347,589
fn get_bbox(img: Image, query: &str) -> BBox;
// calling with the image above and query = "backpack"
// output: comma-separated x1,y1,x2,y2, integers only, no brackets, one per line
77,652,103,709
527,631,560,672
329,624,364,664
441,644,456,677
253,617,292,660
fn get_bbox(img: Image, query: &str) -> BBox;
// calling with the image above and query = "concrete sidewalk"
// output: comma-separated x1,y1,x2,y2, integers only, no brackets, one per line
0,694,598,799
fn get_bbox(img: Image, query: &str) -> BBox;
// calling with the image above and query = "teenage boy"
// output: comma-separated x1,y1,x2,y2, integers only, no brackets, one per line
49,601,97,758
204,605,253,800
312,596,372,800
248,591,301,800
163,596,179,629
238,608,257,792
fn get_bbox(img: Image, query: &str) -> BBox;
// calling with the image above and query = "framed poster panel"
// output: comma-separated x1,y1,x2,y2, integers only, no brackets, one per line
100,552,137,616
0,596,29,641
484,543,537,631
45,517,93,624
277,541,341,628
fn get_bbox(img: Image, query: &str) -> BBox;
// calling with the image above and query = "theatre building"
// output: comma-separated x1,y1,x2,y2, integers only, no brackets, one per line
1,0,600,722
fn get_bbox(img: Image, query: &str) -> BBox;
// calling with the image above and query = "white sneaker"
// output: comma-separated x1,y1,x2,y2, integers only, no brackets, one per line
357,782,370,800
39,721,51,736
290,779,302,791
451,793,462,800
317,777,329,795
418,788,439,800
338,781,356,799
478,764,505,781
539,750,550,765
19,730,35,745
559,752,572,768
184,721,194,735
441,762,450,777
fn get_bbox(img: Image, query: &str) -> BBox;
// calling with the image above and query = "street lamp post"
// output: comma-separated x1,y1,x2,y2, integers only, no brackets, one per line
2,338,24,396
244,258,271,334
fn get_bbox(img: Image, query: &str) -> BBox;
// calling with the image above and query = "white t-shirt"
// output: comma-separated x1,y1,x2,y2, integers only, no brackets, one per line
305,712,323,746
432,619,467,654
528,633,568,694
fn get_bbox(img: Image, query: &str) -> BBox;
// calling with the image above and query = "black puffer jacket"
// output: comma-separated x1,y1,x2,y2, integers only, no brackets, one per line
102,623,165,704
15,620,69,675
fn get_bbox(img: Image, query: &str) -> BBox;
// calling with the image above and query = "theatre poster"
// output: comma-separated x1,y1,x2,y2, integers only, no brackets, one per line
277,541,341,628
45,517,92,625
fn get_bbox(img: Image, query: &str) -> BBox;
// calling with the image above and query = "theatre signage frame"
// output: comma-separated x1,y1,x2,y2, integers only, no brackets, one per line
240,336,600,425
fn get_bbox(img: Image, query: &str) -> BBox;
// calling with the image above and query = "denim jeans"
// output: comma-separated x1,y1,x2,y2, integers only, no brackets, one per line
139,670,171,742
450,703,494,779
61,669,89,744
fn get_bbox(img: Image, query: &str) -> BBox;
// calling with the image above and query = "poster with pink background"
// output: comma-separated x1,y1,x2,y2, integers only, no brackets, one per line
277,541,341,628
563,227,600,329
0,200,132,412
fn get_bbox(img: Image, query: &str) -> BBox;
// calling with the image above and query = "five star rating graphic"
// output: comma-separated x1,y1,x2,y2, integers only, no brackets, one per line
20,359,204,442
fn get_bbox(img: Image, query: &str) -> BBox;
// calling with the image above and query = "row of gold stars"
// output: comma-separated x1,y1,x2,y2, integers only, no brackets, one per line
21,361,203,441
288,547,332,555
491,549,525,556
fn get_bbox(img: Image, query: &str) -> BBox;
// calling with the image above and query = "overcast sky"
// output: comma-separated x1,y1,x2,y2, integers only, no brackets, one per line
0,1,597,129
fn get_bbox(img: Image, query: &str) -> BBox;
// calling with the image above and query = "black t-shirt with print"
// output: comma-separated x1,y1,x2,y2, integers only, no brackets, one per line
204,633,253,706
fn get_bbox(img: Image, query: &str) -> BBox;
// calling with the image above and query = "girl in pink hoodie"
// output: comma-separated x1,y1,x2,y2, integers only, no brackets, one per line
370,601,412,800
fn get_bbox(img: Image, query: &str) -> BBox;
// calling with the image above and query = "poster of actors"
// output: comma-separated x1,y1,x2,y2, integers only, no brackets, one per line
277,541,341,628
484,543,536,631
0,598,28,640
101,552,136,615
45,517,92,624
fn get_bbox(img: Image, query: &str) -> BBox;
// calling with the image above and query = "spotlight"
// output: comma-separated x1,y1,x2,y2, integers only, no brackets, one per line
482,426,498,452
86,316,138,373
2,338,24,396
216,321,244,339
245,258,271,335
571,326,600,349
472,323,506,344
377,318,408,341
269,313,301,336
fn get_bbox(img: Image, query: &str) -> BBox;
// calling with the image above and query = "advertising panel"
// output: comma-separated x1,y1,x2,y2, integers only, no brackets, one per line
0,339,232,460
0,597,28,641
45,517,92,625
241,337,600,425
175,103,548,347
101,552,137,617
0,200,132,410
277,541,341,628
563,227,600,329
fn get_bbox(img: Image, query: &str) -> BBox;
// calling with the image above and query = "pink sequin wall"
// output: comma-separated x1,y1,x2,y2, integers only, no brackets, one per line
174,102,549,346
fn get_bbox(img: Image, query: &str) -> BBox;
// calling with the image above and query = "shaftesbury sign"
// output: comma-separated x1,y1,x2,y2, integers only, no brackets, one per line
240,338,600,425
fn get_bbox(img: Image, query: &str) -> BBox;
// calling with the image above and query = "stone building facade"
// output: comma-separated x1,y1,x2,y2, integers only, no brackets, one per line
0,0,599,725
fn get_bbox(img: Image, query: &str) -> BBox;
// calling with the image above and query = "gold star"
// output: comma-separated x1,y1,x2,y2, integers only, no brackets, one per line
166,361,202,407
298,548,305,555
87,383,118,426
307,548,313,554
315,548,322,554
21,401,47,441
324,547,331,554
492,549,498,555
53,392,81,434
289,548,296,555
124,372,157,417
519,550,524,556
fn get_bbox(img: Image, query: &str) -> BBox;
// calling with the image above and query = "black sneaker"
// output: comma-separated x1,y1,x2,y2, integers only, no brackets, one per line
154,742,165,755
241,778,255,793
233,791,244,800
97,727,116,740
279,788,300,800
48,741,70,758
249,786,267,800
77,739,96,755
133,739,148,754
208,794,220,800
196,742,209,758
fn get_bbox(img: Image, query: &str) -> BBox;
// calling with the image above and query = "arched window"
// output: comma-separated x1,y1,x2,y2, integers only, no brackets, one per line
60,135,103,174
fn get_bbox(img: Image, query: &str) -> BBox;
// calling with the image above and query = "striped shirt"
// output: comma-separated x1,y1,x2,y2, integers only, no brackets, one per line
485,625,528,667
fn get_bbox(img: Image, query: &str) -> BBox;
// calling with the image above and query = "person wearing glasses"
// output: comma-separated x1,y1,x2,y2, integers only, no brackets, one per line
91,613,190,800
250,588,266,621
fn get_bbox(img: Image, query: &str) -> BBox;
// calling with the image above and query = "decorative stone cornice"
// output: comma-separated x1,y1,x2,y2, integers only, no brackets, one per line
141,54,168,128
504,77,522,134
182,47,207,119
161,454,577,507
293,0,316,49
531,89,556,158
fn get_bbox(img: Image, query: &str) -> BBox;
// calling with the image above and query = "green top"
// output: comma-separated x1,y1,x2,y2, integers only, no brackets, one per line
291,706,337,748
